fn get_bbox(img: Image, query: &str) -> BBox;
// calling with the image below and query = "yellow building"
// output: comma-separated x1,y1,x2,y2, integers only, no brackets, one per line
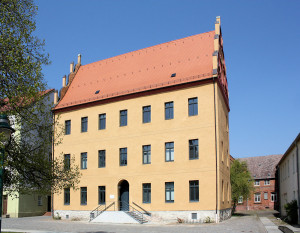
52,17,231,223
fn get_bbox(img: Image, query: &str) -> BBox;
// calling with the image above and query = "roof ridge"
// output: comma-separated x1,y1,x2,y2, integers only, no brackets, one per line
81,31,215,68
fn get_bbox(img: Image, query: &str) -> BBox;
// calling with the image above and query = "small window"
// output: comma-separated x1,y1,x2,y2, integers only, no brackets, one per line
264,192,268,200
271,192,277,202
165,101,174,120
64,188,70,205
191,213,197,220
165,182,174,203
254,193,261,203
143,106,151,123
120,148,127,166
171,73,176,77
143,183,151,203
254,180,260,186
64,154,70,170
38,196,43,206
264,180,270,185
238,196,243,204
120,110,127,127
189,139,199,160
99,114,106,130
65,120,71,135
81,152,87,169
81,117,88,132
98,150,106,168
188,97,198,116
189,180,199,202
81,187,87,205
165,142,174,162
98,186,105,205
143,145,151,164
95,90,100,94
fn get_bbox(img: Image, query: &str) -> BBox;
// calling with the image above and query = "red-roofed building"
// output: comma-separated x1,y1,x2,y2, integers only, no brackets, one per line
52,17,231,223
236,154,283,211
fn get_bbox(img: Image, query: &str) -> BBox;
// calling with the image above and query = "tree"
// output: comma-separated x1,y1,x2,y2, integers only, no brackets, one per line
230,159,253,214
0,0,80,195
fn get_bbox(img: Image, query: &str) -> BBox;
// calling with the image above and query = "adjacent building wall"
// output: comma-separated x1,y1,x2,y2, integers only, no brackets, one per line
278,134,300,217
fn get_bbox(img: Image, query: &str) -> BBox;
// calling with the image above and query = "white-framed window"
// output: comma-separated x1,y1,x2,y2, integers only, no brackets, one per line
238,196,243,204
271,192,277,202
264,180,270,185
38,196,43,206
264,192,268,200
254,193,261,203
254,180,260,186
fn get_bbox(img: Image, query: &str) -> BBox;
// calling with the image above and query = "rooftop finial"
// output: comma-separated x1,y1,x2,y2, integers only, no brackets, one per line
78,54,81,65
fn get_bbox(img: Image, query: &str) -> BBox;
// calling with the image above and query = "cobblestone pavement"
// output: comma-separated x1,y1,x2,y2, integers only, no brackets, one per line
3,215,267,233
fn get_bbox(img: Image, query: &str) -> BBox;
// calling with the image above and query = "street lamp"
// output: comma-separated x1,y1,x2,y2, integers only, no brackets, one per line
0,114,15,232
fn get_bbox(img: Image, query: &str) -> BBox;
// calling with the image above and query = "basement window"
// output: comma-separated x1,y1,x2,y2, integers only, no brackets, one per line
95,90,100,94
171,73,176,78
191,213,197,219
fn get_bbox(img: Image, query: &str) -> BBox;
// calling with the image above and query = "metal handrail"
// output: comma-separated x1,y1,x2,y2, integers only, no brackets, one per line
89,202,115,221
132,202,151,216
121,201,146,224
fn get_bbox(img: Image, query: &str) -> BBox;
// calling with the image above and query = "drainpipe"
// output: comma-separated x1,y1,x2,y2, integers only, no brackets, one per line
296,141,300,224
51,111,55,218
213,76,218,223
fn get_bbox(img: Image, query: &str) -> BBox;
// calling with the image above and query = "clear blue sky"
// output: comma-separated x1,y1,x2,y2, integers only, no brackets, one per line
35,0,300,158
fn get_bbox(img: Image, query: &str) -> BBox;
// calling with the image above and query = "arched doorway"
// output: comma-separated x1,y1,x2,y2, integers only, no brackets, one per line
118,180,129,211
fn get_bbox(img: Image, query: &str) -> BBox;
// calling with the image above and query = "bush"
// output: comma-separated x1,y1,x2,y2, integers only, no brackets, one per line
284,200,298,224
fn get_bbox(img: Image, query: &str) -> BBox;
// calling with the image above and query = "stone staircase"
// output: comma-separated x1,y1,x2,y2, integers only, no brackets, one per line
125,211,148,224
90,201,150,224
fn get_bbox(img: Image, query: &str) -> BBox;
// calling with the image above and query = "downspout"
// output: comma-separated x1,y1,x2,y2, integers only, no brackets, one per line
296,141,300,224
51,111,55,218
213,76,218,222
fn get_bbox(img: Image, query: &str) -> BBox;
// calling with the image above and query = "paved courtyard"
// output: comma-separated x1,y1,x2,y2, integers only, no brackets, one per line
3,214,268,233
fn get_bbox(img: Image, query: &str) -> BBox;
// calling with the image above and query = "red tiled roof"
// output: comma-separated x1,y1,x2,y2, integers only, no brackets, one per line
239,154,283,179
54,31,215,110
1,89,55,112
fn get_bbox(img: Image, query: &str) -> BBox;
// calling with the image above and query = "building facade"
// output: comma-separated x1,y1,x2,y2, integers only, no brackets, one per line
236,154,282,211
2,89,55,217
278,133,300,222
52,17,231,223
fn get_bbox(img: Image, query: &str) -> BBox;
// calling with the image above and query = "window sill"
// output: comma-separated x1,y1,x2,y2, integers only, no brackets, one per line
189,200,199,203
81,204,87,206
165,201,174,203
189,158,199,160
165,160,174,162
64,204,70,206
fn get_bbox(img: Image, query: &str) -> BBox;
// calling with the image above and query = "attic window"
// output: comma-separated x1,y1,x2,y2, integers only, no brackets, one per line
95,90,100,94
171,73,176,78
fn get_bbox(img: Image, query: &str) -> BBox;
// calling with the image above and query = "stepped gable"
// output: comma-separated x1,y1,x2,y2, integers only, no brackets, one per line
54,31,215,111
239,154,283,179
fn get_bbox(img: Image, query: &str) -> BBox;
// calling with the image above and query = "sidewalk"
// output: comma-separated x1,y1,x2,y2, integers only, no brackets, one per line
259,216,282,233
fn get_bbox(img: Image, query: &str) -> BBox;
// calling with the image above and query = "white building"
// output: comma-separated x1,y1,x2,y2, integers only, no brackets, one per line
278,133,300,222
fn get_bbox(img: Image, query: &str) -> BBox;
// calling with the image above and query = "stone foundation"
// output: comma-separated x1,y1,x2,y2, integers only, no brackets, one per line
219,208,232,222
55,208,231,223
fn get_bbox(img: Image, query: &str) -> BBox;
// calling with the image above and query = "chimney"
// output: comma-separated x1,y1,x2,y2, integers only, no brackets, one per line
62,75,67,87
78,54,81,65
53,90,58,105
70,61,74,73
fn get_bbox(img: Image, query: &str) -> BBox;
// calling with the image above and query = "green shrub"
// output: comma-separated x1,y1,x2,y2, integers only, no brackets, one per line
284,200,298,224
